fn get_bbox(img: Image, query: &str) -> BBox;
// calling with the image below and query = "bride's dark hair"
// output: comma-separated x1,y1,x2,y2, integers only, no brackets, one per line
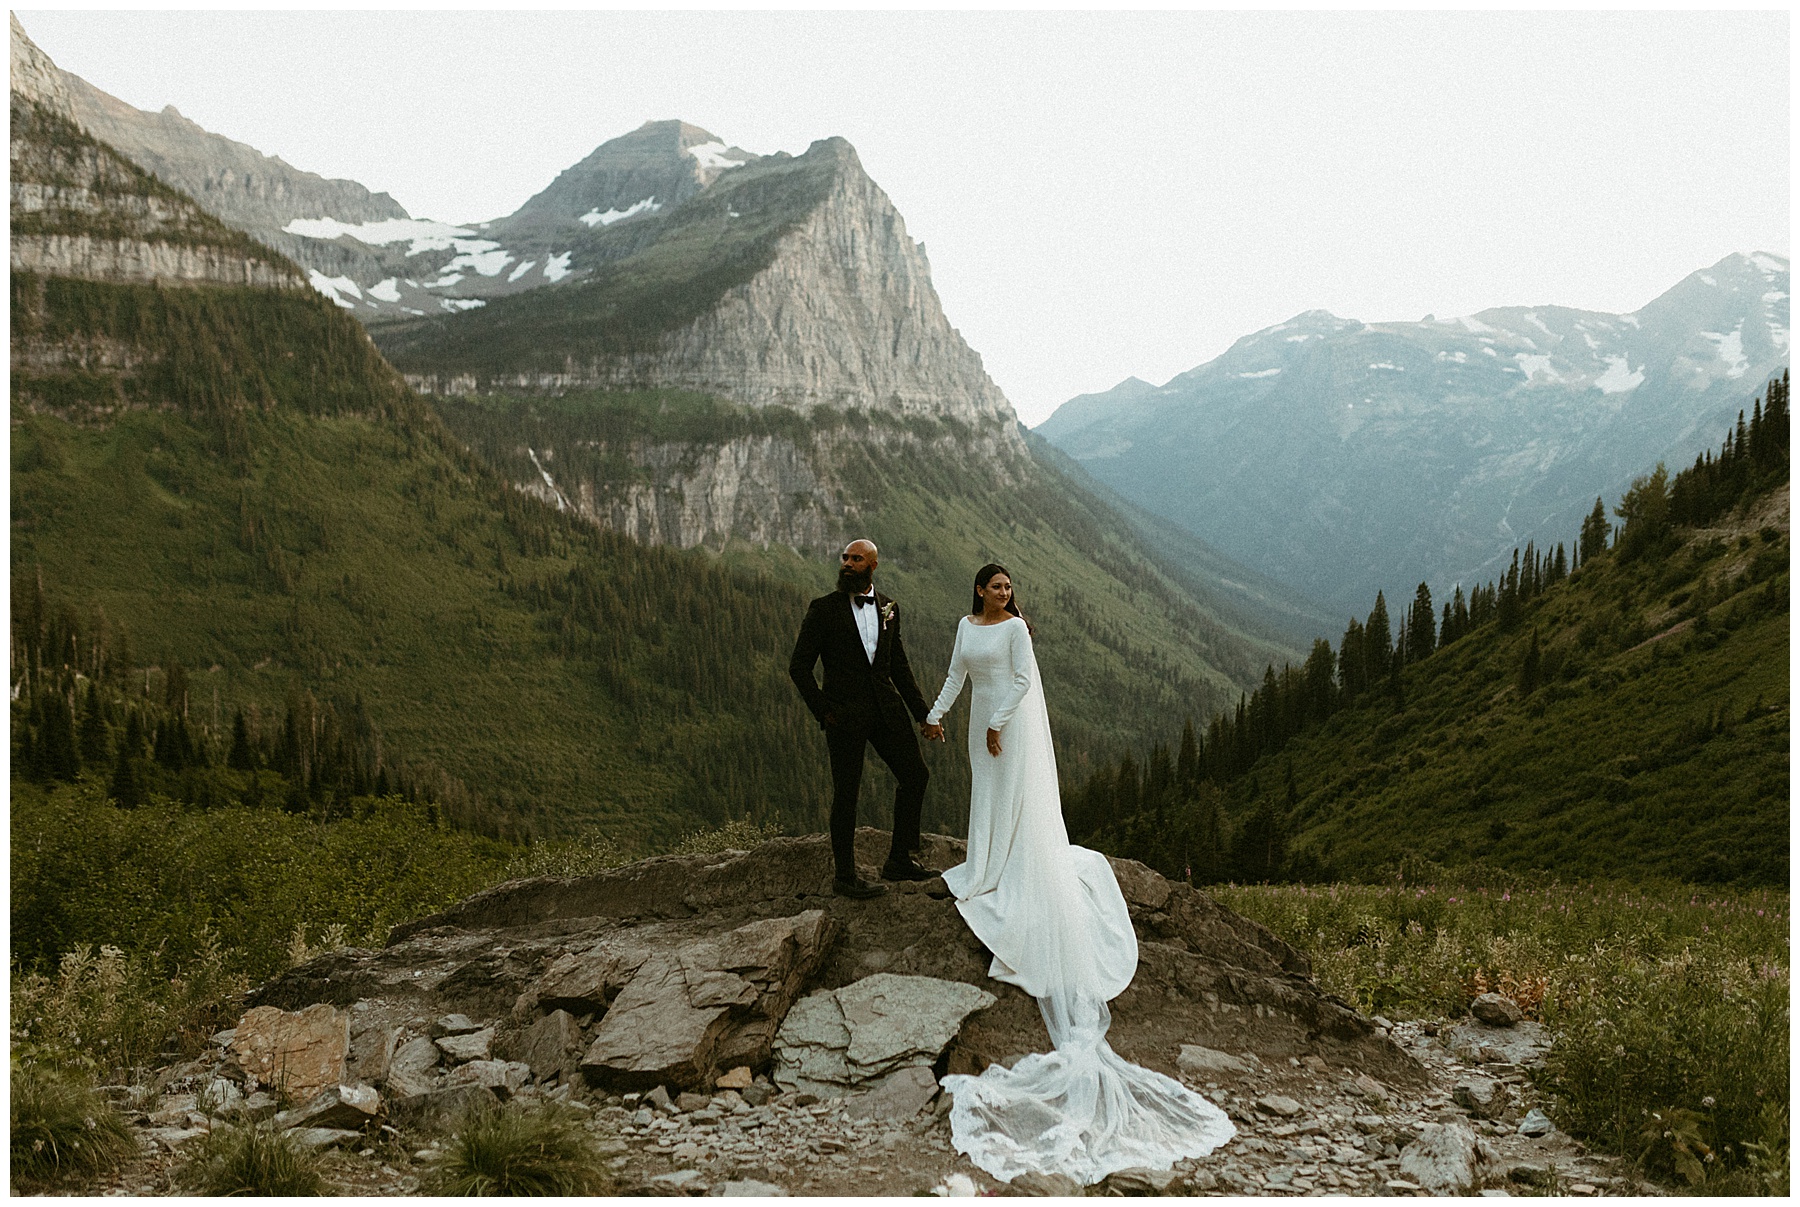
971,563,1032,633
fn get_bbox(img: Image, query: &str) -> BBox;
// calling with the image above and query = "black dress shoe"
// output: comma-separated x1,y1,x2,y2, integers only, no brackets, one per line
880,856,935,882
833,877,888,899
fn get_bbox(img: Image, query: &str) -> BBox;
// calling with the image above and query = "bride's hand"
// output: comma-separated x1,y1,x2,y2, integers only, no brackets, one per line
986,728,1002,757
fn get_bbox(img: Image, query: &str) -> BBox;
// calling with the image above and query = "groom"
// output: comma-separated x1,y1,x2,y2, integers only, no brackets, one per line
789,539,939,898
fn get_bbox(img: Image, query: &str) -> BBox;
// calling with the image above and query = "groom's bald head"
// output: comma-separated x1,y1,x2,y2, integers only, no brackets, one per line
838,539,878,592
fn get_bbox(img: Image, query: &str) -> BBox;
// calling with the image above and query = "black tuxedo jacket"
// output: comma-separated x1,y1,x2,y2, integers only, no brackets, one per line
788,589,931,731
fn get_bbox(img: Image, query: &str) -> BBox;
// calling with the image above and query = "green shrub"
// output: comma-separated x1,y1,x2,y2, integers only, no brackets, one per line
428,1103,610,1196
178,1123,327,1197
10,1062,137,1189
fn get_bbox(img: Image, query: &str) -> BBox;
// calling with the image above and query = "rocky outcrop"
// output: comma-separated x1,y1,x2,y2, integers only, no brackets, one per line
250,829,1423,1099
12,232,299,287
507,418,1025,557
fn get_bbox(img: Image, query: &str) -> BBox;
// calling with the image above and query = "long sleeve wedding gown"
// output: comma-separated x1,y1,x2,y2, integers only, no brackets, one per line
924,615,1235,1185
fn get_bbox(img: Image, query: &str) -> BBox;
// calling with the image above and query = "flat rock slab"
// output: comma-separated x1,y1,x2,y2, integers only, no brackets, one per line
436,1028,494,1064
582,911,832,1091
775,973,994,1095
1178,1044,1251,1078
508,1009,583,1082
709,1180,788,1196
385,1036,443,1098
1444,1019,1551,1067
843,1064,939,1121
1256,1094,1304,1117
288,1126,364,1152
275,1082,380,1131
388,1082,497,1129
227,1004,350,1102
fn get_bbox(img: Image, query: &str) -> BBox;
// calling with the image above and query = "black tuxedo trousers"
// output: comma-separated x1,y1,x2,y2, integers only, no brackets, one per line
824,710,928,877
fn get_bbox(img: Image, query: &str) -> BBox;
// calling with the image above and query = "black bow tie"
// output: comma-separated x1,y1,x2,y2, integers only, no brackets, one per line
853,594,877,608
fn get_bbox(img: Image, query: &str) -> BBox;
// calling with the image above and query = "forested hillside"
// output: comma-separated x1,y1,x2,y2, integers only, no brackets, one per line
1069,374,1790,887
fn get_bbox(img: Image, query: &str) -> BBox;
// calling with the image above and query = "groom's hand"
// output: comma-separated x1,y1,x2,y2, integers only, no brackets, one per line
920,722,945,742
986,728,1002,757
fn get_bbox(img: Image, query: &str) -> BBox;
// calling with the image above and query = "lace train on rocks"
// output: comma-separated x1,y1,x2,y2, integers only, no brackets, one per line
926,617,1235,1184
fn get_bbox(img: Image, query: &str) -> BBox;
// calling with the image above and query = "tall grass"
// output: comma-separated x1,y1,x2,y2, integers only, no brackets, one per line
1217,876,1789,1192
179,1124,327,1197
10,1063,138,1190
427,1103,611,1196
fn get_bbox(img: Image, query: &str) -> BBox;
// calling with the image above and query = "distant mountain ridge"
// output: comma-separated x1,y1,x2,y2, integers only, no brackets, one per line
1040,253,1790,613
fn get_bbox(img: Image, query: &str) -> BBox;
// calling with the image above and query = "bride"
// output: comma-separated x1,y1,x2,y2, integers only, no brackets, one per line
920,563,1235,1186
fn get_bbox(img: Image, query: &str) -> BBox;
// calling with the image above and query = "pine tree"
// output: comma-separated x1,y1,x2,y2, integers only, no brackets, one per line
78,682,110,766
1579,496,1610,565
1364,592,1393,684
1231,797,1288,883
1518,629,1542,696
1407,582,1436,663
1176,719,1199,789
228,707,257,771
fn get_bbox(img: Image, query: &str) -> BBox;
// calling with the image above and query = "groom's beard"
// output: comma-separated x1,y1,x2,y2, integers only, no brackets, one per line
837,566,873,594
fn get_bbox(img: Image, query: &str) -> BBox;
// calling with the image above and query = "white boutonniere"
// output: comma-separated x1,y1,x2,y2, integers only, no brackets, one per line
880,601,897,629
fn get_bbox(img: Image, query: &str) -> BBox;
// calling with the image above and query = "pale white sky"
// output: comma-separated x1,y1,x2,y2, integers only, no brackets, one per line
18,8,1791,426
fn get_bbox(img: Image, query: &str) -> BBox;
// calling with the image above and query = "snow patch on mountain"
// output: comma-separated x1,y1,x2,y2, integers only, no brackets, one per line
307,269,361,309
1239,368,1281,378
441,298,485,312
508,259,537,282
1594,356,1644,394
580,196,661,227
687,141,746,170
543,252,573,283
1751,252,1788,275
285,216,474,254
1515,354,1559,382
367,278,401,302
442,243,512,277
1703,326,1748,378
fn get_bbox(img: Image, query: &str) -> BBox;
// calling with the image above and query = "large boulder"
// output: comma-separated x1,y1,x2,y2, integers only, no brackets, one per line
579,911,834,1090
774,974,995,1096
226,1004,350,1102
245,829,1424,1093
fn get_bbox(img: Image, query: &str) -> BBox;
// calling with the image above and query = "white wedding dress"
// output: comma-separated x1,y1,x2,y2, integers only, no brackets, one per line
924,615,1235,1185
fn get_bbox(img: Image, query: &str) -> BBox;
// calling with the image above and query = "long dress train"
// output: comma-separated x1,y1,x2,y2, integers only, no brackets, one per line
924,615,1235,1185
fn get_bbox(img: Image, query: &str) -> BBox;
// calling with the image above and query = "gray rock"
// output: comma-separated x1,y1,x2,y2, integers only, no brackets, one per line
1177,1044,1250,1078
140,1126,208,1151
1453,1077,1509,1120
1348,1072,1390,1105
436,1028,495,1064
1188,1169,1218,1191
710,1180,788,1196
1397,1121,1480,1194
275,1082,380,1131
1509,1162,1554,1187
674,1092,710,1113
774,974,995,1094
528,938,652,1016
1517,1109,1554,1138
511,1009,585,1083
741,1083,772,1107
447,1060,531,1099
198,1077,244,1116
1444,1020,1551,1067
1104,1166,1181,1195
287,1127,365,1151
430,1014,483,1038
1255,1094,1303,1118
1470,994,1525,1028
385,1037,443,1098
1008,1170,1084,1196
843,1065,938,1122
651,1169,707,1192
388,1083,498,1129
644,1085,674,1112
349,1023,401,1086
581,912,834,1091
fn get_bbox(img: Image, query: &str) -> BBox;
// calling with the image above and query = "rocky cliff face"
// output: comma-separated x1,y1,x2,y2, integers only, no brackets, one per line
507,418,1025,557
9,87,303,291
398,138,1019,436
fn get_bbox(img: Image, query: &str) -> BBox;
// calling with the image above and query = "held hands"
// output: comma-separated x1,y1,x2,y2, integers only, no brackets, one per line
986,728,1003,757
920,722,946,742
